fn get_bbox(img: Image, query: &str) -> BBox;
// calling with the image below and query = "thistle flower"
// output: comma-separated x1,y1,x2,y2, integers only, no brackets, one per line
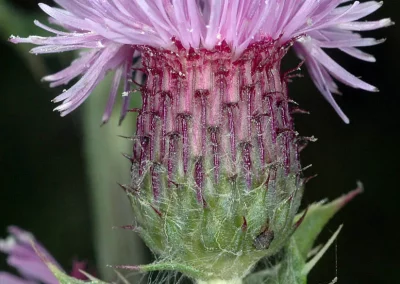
10,0,391,124
0,226,89,284
10,1,391,283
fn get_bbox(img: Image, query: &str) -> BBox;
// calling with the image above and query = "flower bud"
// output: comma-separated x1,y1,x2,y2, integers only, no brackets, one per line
125,39,304,280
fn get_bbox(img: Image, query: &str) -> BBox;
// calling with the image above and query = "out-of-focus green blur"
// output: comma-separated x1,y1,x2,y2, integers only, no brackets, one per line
0,1,399,283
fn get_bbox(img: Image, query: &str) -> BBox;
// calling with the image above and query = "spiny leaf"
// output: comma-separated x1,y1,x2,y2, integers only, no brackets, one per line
292,182,362,260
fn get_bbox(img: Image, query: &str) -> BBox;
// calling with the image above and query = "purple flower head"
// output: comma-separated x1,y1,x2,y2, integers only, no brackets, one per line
8,2,391,280
0,226,89,284
10,0,391,124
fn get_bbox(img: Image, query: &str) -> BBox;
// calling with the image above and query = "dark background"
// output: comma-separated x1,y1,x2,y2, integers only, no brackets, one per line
0,1,399,283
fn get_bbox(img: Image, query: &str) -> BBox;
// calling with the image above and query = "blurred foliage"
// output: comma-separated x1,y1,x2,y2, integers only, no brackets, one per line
0,1,399,284
0,0,47,78
83,73,148,281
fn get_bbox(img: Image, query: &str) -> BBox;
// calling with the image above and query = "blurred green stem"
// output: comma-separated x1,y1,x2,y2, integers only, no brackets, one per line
83,73,148,281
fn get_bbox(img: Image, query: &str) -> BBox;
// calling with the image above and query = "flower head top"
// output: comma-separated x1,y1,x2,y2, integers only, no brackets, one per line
10,0,391,123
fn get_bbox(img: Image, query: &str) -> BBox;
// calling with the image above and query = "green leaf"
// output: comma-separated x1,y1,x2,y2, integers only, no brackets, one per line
292,182,363,261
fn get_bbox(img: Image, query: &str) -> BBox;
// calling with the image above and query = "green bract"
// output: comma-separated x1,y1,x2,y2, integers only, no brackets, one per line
128,169,303,280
